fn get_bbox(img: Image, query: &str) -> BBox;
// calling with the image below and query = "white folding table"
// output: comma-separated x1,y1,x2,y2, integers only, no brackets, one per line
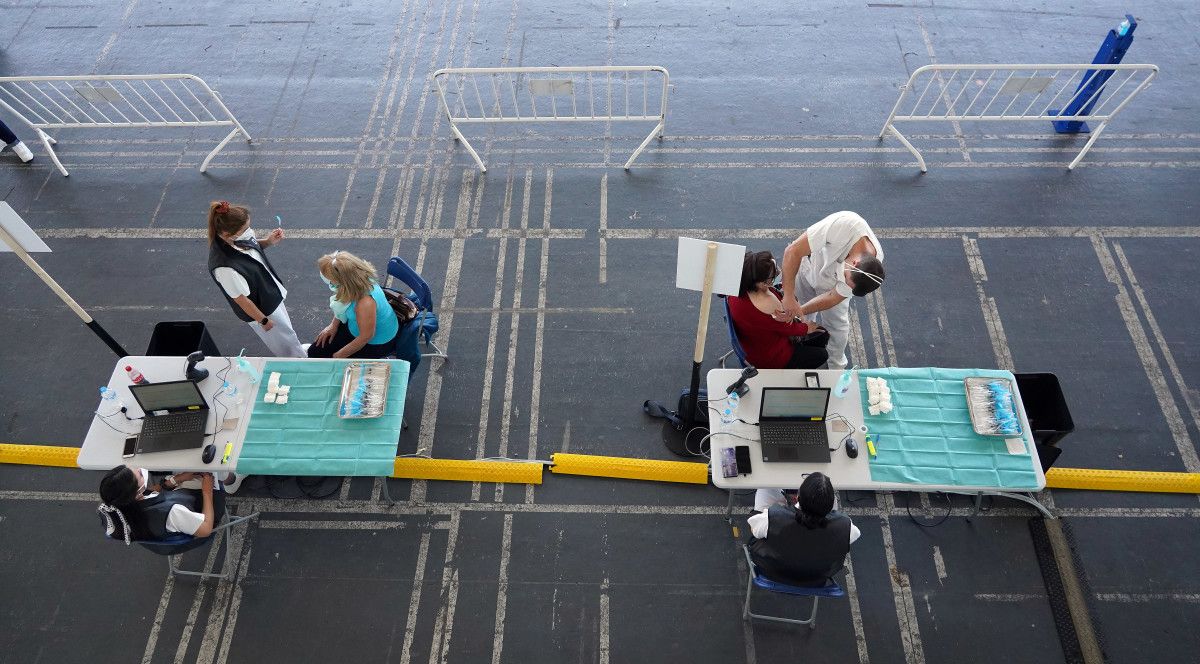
79,355,408,506
79,355,265,474
706,369,1051,518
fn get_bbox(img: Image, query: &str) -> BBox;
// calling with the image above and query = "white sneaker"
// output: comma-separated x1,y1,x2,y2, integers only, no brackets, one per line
223,472,246,494
10,141,33,163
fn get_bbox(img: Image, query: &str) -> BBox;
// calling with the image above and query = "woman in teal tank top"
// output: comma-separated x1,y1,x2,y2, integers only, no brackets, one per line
307,250,401,359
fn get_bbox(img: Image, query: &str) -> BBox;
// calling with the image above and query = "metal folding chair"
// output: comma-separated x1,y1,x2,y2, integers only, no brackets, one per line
718,295,748,369
103,507,259,580
741,544,845,628
386,256,447,361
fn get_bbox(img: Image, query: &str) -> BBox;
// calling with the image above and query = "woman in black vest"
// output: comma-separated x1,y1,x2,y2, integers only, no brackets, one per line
206,201,306,357
97,467,223,543
747,473,860,586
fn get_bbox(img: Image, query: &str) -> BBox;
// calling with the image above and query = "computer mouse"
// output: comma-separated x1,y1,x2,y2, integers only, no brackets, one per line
202,444,216,464
845,439,859,459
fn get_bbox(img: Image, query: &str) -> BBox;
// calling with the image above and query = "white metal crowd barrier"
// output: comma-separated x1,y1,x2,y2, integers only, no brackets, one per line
0,74,251,176
879,63,1159,171
432,66,669,172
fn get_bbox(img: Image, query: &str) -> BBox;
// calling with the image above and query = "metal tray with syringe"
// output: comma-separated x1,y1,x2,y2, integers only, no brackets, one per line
964,376,1023,437
338,361,392,419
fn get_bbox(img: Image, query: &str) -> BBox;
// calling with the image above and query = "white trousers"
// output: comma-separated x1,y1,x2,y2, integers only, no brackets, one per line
796,257,852,370
248,301,306,358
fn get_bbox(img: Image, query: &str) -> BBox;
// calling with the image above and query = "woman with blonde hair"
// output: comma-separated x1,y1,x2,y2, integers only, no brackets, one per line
308,251,402,359
206,200,305,357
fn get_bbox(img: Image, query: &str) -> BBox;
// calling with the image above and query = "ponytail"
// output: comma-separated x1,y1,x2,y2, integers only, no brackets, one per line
98,466,140,545
98,503,134,545
206,200,251,245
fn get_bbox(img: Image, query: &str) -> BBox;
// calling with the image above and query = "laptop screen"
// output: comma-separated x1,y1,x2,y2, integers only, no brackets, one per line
130,380,208,414
760,387,830,421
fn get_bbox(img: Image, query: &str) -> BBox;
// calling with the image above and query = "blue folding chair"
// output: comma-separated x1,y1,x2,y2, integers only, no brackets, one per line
742,544,845,628
719,295,748,369
100,507,258,580
387,256,448,362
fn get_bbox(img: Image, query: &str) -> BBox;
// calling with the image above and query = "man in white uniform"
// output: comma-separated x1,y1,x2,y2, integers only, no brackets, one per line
778,211,885,369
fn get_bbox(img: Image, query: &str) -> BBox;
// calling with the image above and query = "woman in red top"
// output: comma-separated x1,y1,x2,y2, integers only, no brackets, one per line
727,250,829,369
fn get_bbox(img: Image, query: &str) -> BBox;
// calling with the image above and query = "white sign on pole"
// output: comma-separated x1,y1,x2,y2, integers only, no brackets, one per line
675,237,745,297
0,202,51,253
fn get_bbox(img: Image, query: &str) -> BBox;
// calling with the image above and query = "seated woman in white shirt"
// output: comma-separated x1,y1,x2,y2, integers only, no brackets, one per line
97,466,223,543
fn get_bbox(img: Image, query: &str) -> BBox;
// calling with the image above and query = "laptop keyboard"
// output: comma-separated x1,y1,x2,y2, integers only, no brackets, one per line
761,423,827,448
141,411,206,436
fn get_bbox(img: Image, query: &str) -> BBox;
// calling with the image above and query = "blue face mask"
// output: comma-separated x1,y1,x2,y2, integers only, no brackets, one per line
320,275,338,292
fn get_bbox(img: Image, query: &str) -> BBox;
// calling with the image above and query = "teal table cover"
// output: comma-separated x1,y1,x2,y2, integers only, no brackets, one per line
236,359,409,476
859,367,1040,490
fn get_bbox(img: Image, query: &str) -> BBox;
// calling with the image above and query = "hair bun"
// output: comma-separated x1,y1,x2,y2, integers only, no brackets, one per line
215,201,230,214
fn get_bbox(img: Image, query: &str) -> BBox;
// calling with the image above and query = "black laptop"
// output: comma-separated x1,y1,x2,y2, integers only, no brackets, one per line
758,387,832,463
129,380,210,454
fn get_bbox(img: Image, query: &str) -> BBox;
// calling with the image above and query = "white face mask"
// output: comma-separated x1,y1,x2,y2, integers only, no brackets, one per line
837,261,882,298
233,227,255,242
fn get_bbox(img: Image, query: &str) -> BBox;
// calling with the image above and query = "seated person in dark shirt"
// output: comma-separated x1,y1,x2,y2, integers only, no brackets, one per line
747,472,861,587
727,250,829,369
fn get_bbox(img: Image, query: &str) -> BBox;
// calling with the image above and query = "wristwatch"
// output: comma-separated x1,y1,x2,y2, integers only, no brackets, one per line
260,317,269,325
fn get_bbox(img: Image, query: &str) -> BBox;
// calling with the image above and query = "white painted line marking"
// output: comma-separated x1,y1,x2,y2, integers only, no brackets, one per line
141,570,175,664
843,555,872,664
429,510,463,664
599,172,608,283
491,514,514,664
599,576,611,664
412,169,476,503
932,546,947,585
399,532,432,664
1094,592,1200,603
1092,235,1200,472
494,169,533,503
974,593,1046,602
472,171,516,501
880,495,926,664
1112,241,1200,448
214,519,254,664
963,236,1014,370
525,168,554,504
173,531,224,663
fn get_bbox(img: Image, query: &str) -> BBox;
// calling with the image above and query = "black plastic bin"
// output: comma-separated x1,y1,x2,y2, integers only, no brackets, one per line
146,321,221,356
1014,372,1074,446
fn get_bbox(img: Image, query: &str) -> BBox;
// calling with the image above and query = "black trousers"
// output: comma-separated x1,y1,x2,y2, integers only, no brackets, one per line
785,329,830,370
0,120,18,146
307,322,396,359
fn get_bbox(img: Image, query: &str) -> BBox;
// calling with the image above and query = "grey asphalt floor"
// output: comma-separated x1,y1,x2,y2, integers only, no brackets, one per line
1,1,1199,663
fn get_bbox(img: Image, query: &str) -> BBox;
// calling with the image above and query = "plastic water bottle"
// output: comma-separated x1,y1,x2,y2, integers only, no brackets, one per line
834,365,858,398
1117,18,1130,36
720,391,740,425
222,381,243,405
125,365,148,385
99,386,125,411
235,351,261,384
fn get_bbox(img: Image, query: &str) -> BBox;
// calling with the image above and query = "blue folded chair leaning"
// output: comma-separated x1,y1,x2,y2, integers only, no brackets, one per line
741,543,845,629
387,256,448,363
719,295,749,369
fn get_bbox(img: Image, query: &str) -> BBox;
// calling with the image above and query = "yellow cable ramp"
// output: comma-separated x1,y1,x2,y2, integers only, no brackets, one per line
3,443,1200,493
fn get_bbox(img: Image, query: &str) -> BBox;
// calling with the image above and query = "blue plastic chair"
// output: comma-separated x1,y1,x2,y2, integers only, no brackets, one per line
101,508,258,580
386,256,447,362
719,295,748,369
742,544,845,628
